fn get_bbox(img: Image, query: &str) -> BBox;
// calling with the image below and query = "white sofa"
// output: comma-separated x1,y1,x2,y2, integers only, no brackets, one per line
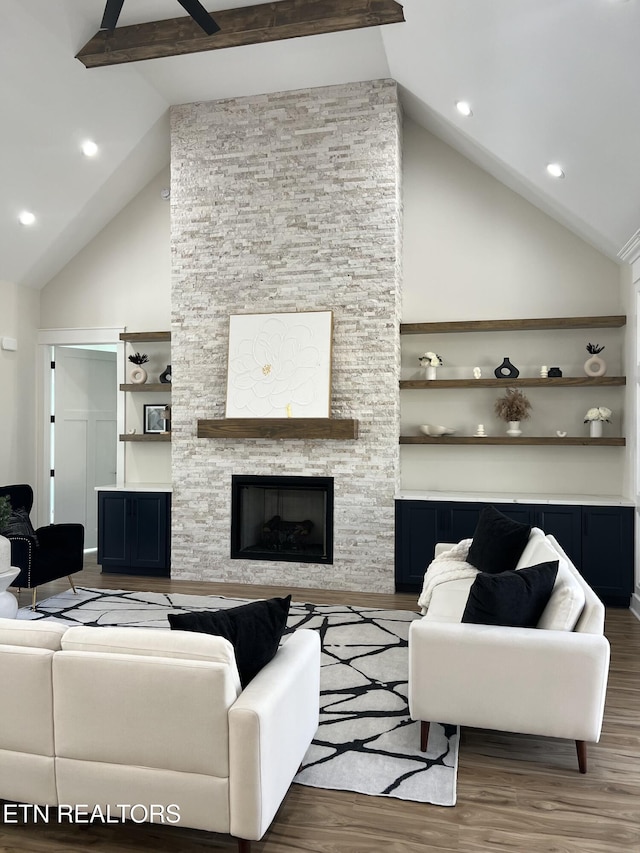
0,618,320,852
408,528,610,773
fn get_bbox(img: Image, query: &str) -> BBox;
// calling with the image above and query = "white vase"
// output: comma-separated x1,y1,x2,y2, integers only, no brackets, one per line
584,355,606,377
589,420,603,438
130,366,148,384
506,421,522,437
425,365,437,380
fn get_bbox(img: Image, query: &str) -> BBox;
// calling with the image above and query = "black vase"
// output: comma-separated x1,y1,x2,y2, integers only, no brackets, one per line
494,357,519,379
159,365,172,384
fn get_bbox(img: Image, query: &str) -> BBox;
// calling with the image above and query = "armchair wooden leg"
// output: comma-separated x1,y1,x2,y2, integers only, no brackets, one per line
576,740,588,773
67,575,77,594
420,721,430,753
237,839,251,853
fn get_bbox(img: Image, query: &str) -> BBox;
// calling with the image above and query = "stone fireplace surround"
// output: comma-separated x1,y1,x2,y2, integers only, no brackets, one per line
170,79,402,593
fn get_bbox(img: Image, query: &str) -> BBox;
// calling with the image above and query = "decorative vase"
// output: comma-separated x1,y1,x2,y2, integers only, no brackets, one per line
494,357,519,379
506,421,522,437
589,420,603,438
425,365,437,380
584,355,606,377
130,366,148,384
159,365,172,384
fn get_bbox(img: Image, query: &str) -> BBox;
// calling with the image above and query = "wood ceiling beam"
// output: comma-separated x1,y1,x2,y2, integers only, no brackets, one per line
76,0,405,68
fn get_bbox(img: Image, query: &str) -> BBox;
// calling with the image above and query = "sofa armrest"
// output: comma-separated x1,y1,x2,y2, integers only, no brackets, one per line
228,628,320,841
434,542,456,558
408,620,610,742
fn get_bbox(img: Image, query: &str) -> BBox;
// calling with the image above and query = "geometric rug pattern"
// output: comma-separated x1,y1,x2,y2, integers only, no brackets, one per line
20,587,459,805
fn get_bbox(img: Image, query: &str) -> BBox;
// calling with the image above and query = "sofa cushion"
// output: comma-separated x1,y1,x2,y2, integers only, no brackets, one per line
168,595,292,688
61,625,241,693
462,561,558,628
537,558,586,631
0,617,67,650
467,506,531,574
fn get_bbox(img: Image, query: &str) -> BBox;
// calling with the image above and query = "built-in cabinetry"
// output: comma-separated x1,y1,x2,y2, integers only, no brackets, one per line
97,489,171,576
395,498,634,606
400,315,626,445
119,331,171,443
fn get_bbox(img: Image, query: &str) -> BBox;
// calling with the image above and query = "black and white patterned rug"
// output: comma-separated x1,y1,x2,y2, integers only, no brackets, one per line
19,587,458,806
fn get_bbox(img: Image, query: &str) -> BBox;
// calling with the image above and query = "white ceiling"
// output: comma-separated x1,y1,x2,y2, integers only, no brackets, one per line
3,0,640,289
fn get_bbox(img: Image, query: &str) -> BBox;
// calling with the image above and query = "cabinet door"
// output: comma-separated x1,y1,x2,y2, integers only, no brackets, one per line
129,493,171,574
97,492,129,569
530,505,582,567
395,501,439,590
580,506,633,606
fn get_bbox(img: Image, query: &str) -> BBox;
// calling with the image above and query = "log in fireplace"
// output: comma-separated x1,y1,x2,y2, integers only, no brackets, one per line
230,475,333,564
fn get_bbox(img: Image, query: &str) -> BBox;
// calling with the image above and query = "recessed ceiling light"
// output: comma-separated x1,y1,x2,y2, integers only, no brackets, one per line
455,101,473,117
81,140,99,157
546,163,565,179
18,210,36,226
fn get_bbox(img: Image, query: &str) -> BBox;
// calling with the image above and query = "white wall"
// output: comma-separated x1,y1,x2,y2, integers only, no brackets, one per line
40,167,172,484
401,120,627,498
0,280,39,488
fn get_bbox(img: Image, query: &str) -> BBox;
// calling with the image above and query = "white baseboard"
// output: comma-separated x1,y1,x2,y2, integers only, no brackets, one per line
630,593,640,623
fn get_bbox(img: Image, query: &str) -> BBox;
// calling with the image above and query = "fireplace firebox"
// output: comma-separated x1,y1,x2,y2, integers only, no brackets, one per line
231,475,333,564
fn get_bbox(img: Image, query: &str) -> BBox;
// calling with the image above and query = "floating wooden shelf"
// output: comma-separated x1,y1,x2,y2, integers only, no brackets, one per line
120,383,171,392
119,433,171,442
400,315,626,335
120,331,171,342
400,436,625,446
400,376,626,389
197,418,359,440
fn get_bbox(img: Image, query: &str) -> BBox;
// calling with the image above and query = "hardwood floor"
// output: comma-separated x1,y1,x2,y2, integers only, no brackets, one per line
4,559,640,853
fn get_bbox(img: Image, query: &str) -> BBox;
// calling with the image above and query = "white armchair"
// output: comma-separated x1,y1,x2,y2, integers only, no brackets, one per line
408,533,610,773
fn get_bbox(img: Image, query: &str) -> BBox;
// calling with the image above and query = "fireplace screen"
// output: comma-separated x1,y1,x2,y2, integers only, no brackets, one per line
231,475,333,564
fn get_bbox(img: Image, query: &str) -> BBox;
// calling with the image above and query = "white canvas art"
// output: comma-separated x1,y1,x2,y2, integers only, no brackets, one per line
226,311,333,418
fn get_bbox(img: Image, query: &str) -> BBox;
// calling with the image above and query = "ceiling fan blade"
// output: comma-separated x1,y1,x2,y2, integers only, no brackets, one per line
176,0,221,34
101,0,126,29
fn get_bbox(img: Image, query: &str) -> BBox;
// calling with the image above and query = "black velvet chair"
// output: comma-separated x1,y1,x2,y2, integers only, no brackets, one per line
0,484,83,608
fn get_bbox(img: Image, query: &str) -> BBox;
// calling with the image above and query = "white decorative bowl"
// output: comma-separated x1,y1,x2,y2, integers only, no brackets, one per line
420,424,456,437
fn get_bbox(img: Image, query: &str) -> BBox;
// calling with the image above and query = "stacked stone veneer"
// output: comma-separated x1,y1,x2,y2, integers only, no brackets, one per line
170,79,402,593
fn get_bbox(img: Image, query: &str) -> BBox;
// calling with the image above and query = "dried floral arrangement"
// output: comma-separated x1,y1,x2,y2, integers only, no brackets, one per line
586,343,605,354
494,388,532,422
128,352,149,365
0,495,11,532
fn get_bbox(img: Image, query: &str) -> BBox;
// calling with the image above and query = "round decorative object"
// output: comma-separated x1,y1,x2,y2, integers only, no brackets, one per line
475,424,486,436
506,420,522,437
584,355,606,377
130,366,148,384
540,365,549,378
494,357,519,379
420,424,456,436
159,364,172,384
425,365,437,380
556,430,567,438
473,367,481,379
589,420,603,438
548,367,563,377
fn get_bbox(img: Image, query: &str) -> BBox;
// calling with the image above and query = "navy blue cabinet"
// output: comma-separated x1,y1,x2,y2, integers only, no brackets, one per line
98,491,171,577
395,499,633,606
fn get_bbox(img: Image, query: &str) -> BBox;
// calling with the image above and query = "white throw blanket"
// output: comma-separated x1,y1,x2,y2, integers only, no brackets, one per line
417,539,478,615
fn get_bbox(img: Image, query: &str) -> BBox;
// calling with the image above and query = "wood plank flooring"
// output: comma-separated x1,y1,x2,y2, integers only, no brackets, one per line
4,559,639,853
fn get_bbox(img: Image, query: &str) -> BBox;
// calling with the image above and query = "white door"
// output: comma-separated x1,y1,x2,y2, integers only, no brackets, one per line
53,347,117,549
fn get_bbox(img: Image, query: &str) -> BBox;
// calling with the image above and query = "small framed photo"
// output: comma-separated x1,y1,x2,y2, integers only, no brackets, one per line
144,404,167,434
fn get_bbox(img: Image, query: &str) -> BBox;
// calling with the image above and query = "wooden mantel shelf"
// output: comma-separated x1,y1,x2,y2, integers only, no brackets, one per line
400,376,626,389
197,418,359,440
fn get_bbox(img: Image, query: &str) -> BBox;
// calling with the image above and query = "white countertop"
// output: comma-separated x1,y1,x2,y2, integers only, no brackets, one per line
396,490,635,507
95,483,173,493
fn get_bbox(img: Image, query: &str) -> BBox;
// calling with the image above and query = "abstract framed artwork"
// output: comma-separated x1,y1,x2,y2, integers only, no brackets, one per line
225,311,333,418
143,404,167,434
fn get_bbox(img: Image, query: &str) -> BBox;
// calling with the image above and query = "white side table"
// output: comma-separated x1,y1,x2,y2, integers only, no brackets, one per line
0,568,19,618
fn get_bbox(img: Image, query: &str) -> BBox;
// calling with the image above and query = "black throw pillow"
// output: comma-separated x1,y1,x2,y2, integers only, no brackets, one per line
467,505,531,574
1,507,37,539
462,561,559,628
168,595,292,688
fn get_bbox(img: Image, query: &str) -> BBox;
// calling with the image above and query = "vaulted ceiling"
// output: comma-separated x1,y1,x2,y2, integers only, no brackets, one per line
3,0,640,289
